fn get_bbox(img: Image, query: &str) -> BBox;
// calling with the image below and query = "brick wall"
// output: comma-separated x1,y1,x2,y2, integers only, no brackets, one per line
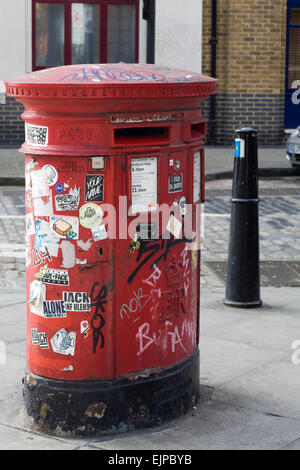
202,0,287,145
0,97,24,147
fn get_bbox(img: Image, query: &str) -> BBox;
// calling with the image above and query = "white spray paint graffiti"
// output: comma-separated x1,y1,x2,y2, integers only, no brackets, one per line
136,319,195,357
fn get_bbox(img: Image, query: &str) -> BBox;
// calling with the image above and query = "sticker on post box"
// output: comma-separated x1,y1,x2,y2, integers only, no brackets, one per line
25,124,48,146
131,157,158,213
91,156,105,169
193,151,201,203
234,139,245,158
168,173,183,193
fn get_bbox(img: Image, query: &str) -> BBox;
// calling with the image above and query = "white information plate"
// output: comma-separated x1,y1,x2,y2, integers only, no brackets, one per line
193,151,201,203
131,157,158,213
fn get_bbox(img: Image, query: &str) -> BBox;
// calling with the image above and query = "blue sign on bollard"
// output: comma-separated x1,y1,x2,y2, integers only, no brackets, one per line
234,138,245,158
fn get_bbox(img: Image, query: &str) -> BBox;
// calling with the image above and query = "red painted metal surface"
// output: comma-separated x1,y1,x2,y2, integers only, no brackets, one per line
6,63,217,382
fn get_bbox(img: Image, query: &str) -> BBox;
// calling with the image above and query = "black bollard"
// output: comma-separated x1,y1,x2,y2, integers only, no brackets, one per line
224,127,262,308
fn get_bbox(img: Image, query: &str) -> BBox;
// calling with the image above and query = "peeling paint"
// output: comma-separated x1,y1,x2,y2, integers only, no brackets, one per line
77,239,93,251
25,373,37,389
86,403,106,420
39,403,50,419
61,365,74,371
126,366,163,381
75,258,87,265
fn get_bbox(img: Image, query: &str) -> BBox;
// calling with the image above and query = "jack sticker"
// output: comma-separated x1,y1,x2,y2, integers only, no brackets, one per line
63,292,91,312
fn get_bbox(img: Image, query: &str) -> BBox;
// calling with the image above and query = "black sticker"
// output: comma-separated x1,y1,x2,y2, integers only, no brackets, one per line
85,174,104,202
169,173,183,193
40,269,69,286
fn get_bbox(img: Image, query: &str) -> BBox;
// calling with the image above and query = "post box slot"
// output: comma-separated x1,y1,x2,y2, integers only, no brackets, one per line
183,121,207,142
190,122,206,140
114,126,170,146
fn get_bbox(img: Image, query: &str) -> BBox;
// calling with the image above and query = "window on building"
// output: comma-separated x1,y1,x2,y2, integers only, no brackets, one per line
287,8,300,88
33,0,139,70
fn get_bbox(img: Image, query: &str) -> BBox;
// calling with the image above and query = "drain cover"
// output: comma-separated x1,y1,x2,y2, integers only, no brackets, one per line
205,261,300,287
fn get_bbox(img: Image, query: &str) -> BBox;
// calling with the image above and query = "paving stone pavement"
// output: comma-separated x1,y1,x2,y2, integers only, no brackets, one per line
201,177,300,288
0,178,299,288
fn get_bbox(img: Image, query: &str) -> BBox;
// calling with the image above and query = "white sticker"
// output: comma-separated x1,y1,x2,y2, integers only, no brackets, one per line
51,215,79,240
63,292,91,312
179,196,187,216
166,215,182,239
29,280,46,317
43,164,58,187
60,240,76,269
26,158,38,171
34,219,60,255
92,224,107,241
33,190,53,217
25,124,48,146
80,320,90,338
31,328,49,349
91,156,105,169
193,151,201,203
131,157,158,213
26,213,35,235
79,203,103,228
31,168,50,198
51,329,76,356
55,186,80,211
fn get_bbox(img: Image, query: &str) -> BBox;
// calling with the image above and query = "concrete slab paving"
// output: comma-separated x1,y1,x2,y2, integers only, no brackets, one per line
213,359,300,421
0,353,25,400
90,399,300,451
282,438,300,450
0,423,78,450
200,288,300,353
0,301,26,343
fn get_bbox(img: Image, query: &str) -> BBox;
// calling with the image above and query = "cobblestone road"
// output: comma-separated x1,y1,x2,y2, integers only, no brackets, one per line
0,177,299,288
202,177,300,287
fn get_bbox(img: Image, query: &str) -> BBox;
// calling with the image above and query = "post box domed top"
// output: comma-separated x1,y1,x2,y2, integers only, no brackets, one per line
6,63,217,100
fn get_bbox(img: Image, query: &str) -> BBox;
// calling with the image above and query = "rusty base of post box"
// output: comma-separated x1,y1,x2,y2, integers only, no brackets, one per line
23,349,199,437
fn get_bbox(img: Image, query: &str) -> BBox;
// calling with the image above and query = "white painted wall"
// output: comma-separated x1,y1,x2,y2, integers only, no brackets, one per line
0,0,202,102
155,0,202,73
139,2,148,64
0,0,31,102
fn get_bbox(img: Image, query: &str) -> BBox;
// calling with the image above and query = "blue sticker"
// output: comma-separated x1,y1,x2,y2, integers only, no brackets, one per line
55,183,64,194
234,139,245,158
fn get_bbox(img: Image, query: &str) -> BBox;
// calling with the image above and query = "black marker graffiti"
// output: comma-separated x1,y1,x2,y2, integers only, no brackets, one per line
90,282,107,354
127,234,192,284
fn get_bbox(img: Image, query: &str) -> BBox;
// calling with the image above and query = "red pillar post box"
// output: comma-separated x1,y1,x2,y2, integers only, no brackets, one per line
6,64,217,436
